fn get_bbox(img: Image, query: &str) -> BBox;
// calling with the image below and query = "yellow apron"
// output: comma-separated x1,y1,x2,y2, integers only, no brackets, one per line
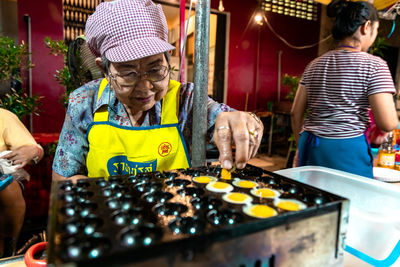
86,78,191,177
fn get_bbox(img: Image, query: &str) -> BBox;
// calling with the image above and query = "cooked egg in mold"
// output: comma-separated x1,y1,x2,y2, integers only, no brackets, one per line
232,179,258,189
206,181,234,193
243,204,277,219
222,192,253,204
192,176,218,184
250,188,280,199
274,199,306,211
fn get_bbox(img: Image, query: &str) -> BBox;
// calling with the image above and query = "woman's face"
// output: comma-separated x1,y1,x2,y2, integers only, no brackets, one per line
108,53,170,114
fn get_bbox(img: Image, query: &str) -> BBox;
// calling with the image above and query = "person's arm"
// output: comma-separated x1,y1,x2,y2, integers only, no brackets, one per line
369,93,398,132
52,171,87,183
290,84,307,144
52,87,94,179
0,109,43,167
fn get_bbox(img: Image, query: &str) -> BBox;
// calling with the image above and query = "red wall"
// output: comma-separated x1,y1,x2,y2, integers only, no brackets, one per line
211,0,320,111
18,0,65,133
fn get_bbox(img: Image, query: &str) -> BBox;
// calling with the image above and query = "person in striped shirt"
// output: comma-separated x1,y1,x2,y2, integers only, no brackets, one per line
291,0,398,178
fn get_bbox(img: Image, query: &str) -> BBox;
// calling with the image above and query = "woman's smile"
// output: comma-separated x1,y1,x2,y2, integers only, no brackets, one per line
134,95,154,103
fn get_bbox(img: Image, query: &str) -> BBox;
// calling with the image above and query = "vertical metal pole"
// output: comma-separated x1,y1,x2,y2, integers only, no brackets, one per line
253,26,261,110
191,0,210,167
277,50,282,104
179,0,185,83
24,14,33,132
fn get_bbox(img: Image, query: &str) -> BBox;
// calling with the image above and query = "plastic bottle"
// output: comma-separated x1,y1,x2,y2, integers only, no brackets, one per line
377,132,395,169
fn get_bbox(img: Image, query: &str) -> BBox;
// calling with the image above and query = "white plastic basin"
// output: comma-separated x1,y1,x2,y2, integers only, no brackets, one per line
276,166,400,267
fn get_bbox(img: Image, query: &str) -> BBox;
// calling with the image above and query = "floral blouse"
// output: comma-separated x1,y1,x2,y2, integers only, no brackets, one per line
52,79,233,177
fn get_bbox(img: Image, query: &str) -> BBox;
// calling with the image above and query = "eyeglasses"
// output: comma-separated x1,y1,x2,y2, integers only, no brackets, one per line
109,65,170,86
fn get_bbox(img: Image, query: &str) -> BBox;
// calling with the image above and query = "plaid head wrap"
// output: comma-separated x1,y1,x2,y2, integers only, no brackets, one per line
85,0,175,62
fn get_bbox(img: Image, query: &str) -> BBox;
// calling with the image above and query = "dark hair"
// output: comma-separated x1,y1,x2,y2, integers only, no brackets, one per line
101,52,171,75
327,0,378,41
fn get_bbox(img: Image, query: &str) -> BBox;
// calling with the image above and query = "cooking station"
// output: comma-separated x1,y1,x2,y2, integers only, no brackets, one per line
46,165,349,267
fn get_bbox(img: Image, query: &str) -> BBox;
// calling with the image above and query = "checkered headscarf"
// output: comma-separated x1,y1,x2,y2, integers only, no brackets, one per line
85,0,175,62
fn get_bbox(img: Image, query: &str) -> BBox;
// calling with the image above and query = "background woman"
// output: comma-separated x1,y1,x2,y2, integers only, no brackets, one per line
291,0,398,178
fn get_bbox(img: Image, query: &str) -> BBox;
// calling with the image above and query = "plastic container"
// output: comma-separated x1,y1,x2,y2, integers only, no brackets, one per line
276,166,400,267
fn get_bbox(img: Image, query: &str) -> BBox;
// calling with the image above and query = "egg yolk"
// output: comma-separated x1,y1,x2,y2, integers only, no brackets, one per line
277,201,301,211
227,193,248,202
237,180,257,188
254,188,276,198
249,205,276,218
213,182,230,189
194,176,211,183
221,169,232,180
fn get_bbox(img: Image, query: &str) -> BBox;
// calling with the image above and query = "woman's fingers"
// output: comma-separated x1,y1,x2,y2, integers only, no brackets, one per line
214,112,263,169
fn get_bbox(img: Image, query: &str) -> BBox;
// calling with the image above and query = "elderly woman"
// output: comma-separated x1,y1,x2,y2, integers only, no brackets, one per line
291,0,398,178
52,0,263,180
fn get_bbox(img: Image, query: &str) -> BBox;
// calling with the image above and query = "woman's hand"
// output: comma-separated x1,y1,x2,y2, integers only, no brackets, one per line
1,144,42,168
214,111,264,170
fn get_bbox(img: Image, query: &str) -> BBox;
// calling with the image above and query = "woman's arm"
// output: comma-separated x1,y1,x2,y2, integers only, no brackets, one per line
290,84,307,144
369,93,398,132
52,171,87,183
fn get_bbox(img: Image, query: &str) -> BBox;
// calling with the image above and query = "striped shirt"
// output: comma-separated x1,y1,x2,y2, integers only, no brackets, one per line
300,49,396,138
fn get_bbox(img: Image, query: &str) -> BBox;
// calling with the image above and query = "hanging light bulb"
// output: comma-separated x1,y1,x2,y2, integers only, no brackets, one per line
218,0,225,12
254,13,263,25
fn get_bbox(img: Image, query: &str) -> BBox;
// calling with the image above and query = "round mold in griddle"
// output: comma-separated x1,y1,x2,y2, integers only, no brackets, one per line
256,176,281,189
169,217,206,235
109,183,124,191
119,195,138,211
181,168,204,177
279,184,303,199
154,202,188,216
80,215,104,235
111,185,128,199
119,224,163,248
128,173,152,184
280,183,303,195
76,180,90,189
133,181,163,193
142,191,174,204
207,166,222,176
165,179,191,188
207,209,244,226
108,176,126,184
60,192,75,203
95,178,108,187
101,186,114,197
60,234,111,261
106,197,121,210
61,204,78,217
190,196,222,211
78,200,98,217
238,166,263,177
84,235,111,259
177,187,204,198
77,189,94,201
60,236,83,261
135,173,153,182
302,193,328,205
60,182,75,192
112,207,145,226
62,218,82,235
162,171,178,180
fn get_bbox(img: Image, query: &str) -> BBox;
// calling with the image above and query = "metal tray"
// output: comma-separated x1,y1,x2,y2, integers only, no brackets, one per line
47,165,349,267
